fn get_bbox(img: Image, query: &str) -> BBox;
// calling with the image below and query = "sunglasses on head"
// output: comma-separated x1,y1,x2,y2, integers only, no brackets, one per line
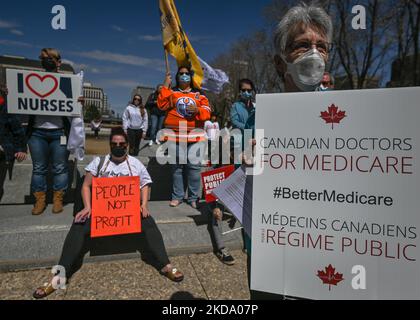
39,55,54,60
110,142,128,148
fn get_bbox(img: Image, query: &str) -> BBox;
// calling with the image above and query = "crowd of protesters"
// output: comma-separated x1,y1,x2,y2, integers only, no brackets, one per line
0,2,336,300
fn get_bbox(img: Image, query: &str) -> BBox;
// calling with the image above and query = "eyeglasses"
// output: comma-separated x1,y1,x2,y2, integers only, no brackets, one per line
179,72,191,76
240,89,253,93
288,40,332,55
110,142,128,148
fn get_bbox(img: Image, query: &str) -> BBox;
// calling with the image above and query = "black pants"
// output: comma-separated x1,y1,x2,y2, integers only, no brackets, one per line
58,215,170,279
127,128,143,156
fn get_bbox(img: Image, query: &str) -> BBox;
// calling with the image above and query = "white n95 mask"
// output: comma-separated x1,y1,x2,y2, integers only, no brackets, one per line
284,48,326,92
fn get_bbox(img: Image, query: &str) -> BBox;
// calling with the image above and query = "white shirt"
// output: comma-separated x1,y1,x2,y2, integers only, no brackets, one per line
90,120,102,130
34,116,64,129
204,121,220,141
85,155,152,189
122,105,148,131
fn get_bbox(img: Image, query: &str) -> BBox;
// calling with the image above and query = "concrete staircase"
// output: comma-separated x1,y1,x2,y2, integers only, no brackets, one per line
0,141,244,271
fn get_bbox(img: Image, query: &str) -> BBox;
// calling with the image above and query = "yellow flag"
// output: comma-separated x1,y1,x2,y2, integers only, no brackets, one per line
159,0,204,89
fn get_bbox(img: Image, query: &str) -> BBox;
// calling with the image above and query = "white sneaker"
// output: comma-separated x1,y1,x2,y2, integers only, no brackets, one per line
155,140,161,145
148,140,154,146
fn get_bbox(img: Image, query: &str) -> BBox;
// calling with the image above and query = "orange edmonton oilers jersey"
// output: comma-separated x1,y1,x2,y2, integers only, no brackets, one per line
157,86,211,142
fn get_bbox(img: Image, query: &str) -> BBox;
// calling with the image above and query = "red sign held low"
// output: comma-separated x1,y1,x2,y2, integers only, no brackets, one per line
91,176,141,238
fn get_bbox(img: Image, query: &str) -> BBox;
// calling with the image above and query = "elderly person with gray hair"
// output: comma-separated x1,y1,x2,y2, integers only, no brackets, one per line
273,3,333,93
245,3,334,300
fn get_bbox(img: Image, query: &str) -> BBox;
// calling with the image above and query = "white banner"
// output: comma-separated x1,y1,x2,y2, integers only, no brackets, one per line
198,57,229,94
6,68,82,116
251,87,420,299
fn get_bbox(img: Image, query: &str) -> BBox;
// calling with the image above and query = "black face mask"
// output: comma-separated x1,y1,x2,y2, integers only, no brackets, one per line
111,146,127,158
41,58,57,72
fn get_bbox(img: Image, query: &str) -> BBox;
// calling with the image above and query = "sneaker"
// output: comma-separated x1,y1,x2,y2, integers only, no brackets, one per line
216,248,235,265
155,140,161,145
148,140,154,147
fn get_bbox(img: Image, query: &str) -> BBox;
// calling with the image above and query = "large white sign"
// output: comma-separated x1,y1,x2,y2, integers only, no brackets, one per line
6,68,82,116
251,87,420,300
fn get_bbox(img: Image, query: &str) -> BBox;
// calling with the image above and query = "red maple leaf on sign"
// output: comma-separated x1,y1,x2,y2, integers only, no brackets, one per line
320,104,346,129
317,264,344,291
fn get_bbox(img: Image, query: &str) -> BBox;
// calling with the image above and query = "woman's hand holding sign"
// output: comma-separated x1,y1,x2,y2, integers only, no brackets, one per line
141,205,150,218
74,173,93,224
74,207,91,224
141,185,151,218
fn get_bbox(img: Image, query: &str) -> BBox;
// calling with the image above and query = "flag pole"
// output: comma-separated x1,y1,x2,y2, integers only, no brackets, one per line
164,48,173,109
164,48,170,74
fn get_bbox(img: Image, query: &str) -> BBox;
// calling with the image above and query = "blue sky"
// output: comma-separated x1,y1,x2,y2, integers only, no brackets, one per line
0,0,273,115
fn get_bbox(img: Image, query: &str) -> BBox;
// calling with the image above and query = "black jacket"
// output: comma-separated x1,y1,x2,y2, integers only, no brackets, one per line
145,92,166,117
0,103,27,162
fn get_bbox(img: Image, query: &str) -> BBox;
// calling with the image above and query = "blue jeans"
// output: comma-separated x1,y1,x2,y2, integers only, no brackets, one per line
170,142,204,203
150,114,165,142
28,129,69,193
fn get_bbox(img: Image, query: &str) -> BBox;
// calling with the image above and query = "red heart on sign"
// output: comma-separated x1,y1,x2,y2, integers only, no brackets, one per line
25,73,59,98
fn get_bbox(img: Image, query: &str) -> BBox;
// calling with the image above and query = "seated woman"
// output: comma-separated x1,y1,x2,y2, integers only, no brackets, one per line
33,127,184,299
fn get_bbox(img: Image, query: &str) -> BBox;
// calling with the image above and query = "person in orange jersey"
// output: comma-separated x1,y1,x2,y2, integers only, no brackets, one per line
158,66,211,209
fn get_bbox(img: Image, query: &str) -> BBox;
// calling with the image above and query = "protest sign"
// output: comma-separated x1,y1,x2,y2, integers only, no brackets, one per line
91,176,141,238
251,87,420,299
201,165,235,203
6,68,82,116
212,166,253,237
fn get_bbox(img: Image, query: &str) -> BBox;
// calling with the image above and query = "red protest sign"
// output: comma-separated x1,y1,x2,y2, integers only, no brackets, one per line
91,176,141,238
201,165,235,203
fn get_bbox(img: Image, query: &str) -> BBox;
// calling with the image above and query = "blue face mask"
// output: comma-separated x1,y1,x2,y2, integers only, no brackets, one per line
240,91,253,100
179,74,191,84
